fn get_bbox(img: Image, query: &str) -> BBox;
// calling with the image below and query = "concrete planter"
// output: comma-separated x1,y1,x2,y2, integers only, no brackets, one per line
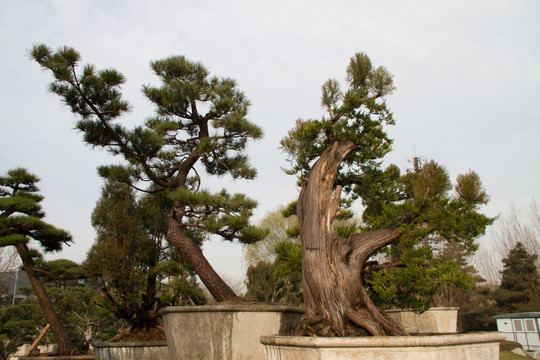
385,307,459,334
18,356,94,360
260,332,506,360
161,304,304,360
92,341,168,360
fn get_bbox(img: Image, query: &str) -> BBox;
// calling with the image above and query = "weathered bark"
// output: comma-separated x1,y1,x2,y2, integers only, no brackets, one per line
15,243,78,355
167,208,241,302
298,141,405,336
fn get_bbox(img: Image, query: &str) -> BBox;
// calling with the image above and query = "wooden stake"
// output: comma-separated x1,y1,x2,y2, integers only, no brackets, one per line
26,323,51,357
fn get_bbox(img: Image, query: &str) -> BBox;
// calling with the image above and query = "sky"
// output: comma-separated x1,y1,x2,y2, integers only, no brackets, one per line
1,1,539,289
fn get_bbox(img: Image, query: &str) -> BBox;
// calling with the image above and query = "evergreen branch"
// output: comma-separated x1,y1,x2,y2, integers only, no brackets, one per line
29,266,87,281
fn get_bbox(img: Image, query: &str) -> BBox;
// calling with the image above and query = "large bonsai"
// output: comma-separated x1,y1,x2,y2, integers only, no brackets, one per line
281,53,493,336
32,44,266,303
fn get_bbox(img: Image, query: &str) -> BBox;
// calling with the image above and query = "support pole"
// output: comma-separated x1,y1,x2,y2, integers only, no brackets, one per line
26,323,51,357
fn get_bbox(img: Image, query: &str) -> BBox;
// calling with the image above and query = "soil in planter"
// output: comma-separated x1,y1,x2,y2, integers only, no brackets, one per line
110,326,166,342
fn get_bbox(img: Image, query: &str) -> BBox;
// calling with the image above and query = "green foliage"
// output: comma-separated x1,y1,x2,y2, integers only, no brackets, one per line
364,158,494,312
85,180,206,333
0,277,118,357
244,208,298,266
245,240,303,306
495,242,540,313
0,168,72,252
31,45,267,290
458,284,497,331
280,52,395,195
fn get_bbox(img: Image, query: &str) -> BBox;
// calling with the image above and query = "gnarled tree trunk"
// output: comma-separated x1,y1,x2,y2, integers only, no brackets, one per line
298,141,404,336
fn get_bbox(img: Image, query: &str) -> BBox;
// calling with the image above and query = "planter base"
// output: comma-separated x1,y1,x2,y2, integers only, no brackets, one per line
92,341,168,360
260,332,506,360
161,304,303,360
385,307,459,334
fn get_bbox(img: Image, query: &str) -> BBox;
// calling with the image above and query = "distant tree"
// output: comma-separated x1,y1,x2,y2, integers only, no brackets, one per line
243,208,298,267
244,261,274,303
0,247,20,302
0,168,77,355
494,242,540,313
473,200,540,285
85,180,205,341
245,241,303,306
32,44,267,303
458,284,497,332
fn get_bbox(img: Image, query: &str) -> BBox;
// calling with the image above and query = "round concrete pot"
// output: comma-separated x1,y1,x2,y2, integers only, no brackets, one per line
92,340,168,360
385,307,459,334
161,304,304,360
260,332,506,360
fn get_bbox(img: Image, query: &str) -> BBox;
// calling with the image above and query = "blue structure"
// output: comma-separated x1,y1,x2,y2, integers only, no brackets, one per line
494,312,540,352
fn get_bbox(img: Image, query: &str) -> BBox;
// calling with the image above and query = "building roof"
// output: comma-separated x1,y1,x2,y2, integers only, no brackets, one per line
493,312,540,319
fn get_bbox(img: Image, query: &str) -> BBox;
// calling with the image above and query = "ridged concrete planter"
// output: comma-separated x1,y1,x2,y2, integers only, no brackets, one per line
385,307,459,334
92,341,168,360
161,304,304,360
260,332,506,360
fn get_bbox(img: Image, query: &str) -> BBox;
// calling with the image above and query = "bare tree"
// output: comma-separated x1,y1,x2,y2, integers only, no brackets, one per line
0,247,21,297
473,199,540,284
243,208,298,267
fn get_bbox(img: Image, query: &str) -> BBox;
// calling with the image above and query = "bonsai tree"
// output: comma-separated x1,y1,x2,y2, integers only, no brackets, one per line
31,44,267,302
0,168,78,355
280,53,493,337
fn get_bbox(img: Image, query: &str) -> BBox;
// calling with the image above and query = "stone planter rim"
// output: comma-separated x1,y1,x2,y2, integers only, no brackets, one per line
260,332,506,348
92,340,168,348
384,307,459,313
160,304,305,315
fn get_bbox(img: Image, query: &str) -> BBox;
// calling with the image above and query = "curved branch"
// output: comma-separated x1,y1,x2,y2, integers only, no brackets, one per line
348,226,401,270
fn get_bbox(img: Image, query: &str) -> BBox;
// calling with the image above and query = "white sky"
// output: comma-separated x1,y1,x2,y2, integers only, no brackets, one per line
1,1,539,287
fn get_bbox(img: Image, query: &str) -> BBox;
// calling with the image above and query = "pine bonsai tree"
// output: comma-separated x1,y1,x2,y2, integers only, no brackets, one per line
495,242,540,313
31,44,267,302
0,168,77,355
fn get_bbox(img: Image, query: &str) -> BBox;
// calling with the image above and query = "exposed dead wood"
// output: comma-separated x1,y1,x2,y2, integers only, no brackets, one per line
298,141,405,336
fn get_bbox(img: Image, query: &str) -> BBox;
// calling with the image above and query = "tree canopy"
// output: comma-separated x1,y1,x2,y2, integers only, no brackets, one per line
0,168,71,251
32,44,267,302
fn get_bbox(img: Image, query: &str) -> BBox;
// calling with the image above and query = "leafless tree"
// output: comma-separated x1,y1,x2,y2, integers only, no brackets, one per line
473,199,540,284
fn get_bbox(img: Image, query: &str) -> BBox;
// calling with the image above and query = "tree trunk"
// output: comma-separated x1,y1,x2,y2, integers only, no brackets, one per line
15,243,78,355
298,141,405,336
167,208,241,302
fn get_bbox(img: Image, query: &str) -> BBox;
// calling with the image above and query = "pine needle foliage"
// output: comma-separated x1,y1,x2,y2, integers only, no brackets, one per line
32,44,267,301
0,168,71,251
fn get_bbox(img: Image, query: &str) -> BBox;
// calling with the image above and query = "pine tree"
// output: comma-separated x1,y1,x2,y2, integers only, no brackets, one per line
495,242,540,313
31,45,267,302
0,168,77,355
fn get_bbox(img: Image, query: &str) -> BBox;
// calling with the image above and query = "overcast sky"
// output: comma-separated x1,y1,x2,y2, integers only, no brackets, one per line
1,1,538,287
